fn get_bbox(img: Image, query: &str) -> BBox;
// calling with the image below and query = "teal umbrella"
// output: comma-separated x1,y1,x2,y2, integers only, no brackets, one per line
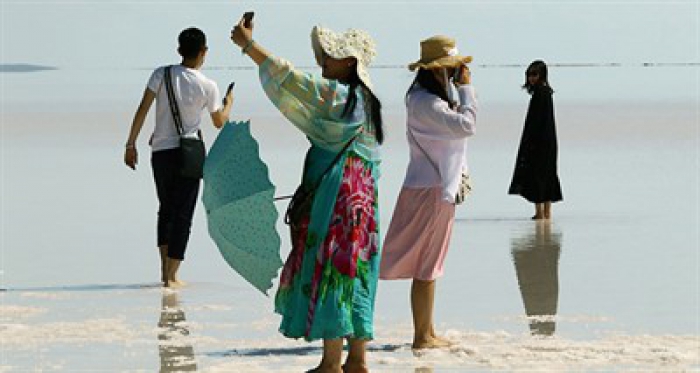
202,121,283,295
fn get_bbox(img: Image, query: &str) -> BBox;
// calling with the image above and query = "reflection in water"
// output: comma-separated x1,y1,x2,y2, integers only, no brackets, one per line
158,291,197,372
511,221,562,336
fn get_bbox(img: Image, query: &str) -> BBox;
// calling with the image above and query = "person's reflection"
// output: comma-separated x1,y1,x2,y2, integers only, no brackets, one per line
158,290,197,372
511,221,562,336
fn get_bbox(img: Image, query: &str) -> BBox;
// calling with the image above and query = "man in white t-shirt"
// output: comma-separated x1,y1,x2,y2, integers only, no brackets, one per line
124,27,234,288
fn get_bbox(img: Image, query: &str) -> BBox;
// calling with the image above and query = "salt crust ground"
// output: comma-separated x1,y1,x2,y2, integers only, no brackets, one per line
2,303,698,372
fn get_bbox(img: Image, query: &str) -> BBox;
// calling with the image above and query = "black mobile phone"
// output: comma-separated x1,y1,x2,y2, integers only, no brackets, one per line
223,82,235,105
243,12,254,28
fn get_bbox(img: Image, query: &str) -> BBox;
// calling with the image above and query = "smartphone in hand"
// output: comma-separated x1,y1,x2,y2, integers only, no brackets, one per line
453,65,462,83
223,82,235,105
454,64,469,84
243,12,254,28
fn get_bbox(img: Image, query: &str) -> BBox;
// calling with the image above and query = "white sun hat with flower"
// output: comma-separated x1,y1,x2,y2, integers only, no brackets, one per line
311,25,377,90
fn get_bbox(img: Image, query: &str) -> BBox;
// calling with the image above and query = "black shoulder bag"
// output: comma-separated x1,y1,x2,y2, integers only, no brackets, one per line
164,66,206,179
283,134,359,229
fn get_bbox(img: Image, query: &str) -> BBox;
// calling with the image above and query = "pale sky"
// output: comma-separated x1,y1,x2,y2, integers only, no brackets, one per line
1,0,698,108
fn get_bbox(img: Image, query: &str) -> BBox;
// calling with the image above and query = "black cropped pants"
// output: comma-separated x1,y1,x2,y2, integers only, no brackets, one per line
151,148,200,260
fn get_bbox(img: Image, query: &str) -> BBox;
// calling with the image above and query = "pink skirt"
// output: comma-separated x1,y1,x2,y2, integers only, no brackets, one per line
380,187,456,281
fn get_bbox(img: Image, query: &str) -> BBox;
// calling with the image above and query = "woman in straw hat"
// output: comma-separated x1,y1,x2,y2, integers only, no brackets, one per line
231,14,383,373
508,60,562,219
380,35,477,350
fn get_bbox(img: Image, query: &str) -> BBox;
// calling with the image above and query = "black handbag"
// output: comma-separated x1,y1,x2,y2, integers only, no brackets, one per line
283,134,359,229
284,183,315,228
164,66,206,179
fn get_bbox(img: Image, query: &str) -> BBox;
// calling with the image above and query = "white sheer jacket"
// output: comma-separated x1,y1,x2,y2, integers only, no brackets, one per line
402,84,477,203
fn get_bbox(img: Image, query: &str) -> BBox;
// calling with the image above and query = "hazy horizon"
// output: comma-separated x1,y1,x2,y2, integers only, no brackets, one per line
1,0,698,110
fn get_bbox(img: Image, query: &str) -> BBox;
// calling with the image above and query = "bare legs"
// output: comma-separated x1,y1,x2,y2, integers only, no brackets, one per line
343,338,369,373
532,202,552,220
159,245,185,288
543,202,551,219
303,262,449,365
165,258,185,288
532,203,544,220
411,279,434,348
306,338,369,373
308,339,343,373
159,245,168,283
411,279,451,349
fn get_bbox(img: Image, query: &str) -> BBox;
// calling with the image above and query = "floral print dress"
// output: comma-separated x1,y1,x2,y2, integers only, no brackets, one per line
259,56,381,341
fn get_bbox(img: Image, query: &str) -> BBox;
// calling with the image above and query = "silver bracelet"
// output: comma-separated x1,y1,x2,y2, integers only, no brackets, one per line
125,143,136,149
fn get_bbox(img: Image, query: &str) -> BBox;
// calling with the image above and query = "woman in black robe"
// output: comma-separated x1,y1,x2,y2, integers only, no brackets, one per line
509,60,562,219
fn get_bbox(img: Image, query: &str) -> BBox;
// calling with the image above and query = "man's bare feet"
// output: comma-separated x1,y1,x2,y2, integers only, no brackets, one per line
532,214,545,220
164,258,185,288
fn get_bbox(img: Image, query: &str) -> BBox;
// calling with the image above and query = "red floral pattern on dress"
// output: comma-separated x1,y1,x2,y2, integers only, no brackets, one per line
325,156,378,278
278,156,377,288
277,154,379,338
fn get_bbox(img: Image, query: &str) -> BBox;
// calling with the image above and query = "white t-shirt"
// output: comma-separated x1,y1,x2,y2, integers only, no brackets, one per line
147,65,221,152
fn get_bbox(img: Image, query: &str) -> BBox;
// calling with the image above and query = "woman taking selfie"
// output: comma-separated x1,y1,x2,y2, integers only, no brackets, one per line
230,14,383,373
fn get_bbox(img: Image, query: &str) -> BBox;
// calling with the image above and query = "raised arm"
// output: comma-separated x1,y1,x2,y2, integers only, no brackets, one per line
229,15,360,145
230,16,270,66
230,15,342,111
411,84,477,140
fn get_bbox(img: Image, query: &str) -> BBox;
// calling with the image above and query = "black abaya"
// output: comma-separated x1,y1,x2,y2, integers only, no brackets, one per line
508,85,563,203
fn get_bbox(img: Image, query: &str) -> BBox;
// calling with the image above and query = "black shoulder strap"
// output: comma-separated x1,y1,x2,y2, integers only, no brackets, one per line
274,132,360,201
311,133,359,189
164,66,184,136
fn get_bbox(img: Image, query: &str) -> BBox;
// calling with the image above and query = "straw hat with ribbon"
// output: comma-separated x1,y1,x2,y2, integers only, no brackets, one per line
408,35,472,71
311,26,377,90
